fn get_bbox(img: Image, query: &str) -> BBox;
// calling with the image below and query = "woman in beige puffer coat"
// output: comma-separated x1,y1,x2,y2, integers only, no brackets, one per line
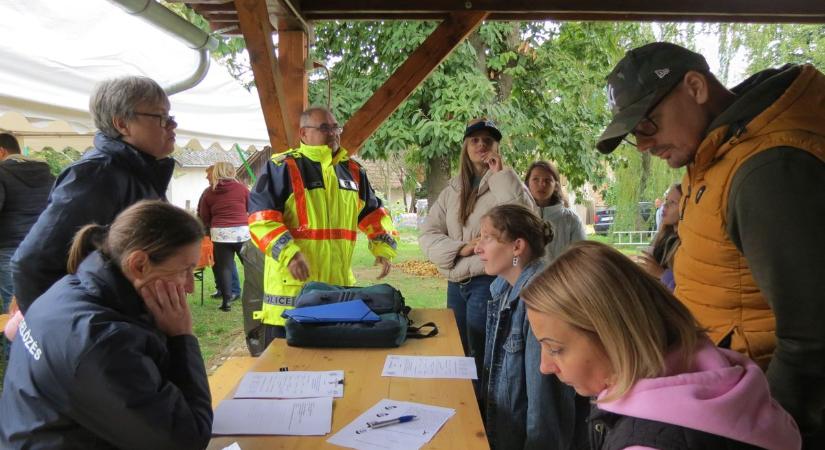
419,118,536,385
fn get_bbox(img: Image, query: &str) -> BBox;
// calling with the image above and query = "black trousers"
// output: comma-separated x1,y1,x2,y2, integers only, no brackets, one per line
213,241,245,304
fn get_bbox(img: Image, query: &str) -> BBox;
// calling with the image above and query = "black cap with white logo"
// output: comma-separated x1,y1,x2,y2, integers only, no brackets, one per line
596,42,710,154
464,118,502,142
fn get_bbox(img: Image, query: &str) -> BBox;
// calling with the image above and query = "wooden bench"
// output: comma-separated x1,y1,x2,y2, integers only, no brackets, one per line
207,356,258,409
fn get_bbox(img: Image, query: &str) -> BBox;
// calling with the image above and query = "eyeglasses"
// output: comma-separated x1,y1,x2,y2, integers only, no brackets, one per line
134,112,176,128
303,123,343,134
623,116,659,147
622,82,680,147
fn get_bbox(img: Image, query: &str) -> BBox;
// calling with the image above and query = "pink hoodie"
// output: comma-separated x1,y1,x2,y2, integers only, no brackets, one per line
596,340,801,450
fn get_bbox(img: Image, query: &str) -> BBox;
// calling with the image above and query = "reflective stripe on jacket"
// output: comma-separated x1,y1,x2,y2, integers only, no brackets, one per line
675,64,825,368
247,143,397,325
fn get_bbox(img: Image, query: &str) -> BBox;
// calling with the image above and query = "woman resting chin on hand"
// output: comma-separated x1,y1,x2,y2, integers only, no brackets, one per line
0,201,212,450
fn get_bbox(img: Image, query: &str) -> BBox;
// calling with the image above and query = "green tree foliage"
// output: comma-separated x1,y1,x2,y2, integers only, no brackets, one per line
310,20,653,205
33,146,82,176
606,145,684,231
722,23,825,74
172,5,679,213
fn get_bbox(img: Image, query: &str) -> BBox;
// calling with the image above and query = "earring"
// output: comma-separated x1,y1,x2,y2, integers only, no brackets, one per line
512,256,519,267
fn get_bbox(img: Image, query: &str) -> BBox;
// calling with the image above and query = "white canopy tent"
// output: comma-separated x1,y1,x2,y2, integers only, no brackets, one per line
0,0,269,152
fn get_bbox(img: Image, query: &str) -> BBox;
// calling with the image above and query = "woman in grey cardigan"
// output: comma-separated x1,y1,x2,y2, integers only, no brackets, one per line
524,161,586,263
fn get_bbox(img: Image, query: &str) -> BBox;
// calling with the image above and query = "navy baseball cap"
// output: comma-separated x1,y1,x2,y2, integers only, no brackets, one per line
464,118,502,142
597,42,710,154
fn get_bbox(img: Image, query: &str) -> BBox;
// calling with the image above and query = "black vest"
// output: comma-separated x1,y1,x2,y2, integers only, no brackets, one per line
589,408,764,450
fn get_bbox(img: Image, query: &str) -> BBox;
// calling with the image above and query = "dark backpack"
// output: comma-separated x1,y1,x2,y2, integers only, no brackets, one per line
283,282,438,348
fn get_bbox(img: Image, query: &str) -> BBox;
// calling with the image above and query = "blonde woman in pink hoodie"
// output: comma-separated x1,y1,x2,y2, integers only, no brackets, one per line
522,241,801,450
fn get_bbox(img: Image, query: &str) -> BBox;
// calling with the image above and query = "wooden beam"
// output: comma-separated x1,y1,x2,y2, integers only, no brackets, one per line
187,2,237,13
300,0,825,15
270,0,309,32
340,11,487,153
234,0,293,150
278,30,308,148
301,11,825,24
185,1,825,40
200,12,238,22
296,0,825,23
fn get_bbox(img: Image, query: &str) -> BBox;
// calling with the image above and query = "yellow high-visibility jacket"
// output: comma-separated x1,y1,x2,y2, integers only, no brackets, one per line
248,143,397,326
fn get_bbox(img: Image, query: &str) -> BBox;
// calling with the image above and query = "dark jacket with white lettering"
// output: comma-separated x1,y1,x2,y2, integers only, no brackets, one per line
0,251,212,449
11,132,175,312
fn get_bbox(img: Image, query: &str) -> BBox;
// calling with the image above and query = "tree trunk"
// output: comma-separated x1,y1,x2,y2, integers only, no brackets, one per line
384,159,392,203
496,22,521,101
468,31,487,74
425,154,451,211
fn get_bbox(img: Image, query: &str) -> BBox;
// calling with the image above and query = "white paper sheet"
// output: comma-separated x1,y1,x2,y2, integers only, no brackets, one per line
212,397,333,436
327,399,455,450
381,355,478,380
233,370,344,399
222,443,242,450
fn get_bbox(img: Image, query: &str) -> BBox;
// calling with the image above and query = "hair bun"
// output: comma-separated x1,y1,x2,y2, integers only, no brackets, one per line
543,222,554,245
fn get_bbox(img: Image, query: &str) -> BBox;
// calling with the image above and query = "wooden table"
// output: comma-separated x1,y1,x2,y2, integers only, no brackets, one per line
207,308,488,450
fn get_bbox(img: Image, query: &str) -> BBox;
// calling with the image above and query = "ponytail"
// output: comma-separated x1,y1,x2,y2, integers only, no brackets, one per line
65,201,204,275
483,204,551,260
67,224,108,274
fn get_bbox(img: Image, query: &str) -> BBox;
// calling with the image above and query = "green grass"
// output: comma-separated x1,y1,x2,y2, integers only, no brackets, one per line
188,261,245,363
587,233,644,256
351,227,447,309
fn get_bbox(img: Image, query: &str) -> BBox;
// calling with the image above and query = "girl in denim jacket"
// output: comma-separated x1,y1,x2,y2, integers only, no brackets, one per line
475,204,589,450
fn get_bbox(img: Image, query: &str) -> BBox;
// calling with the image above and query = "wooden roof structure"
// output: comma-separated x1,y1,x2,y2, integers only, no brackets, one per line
172,0,825,154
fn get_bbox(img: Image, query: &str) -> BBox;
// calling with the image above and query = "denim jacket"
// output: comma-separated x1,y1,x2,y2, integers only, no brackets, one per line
481,259,584,450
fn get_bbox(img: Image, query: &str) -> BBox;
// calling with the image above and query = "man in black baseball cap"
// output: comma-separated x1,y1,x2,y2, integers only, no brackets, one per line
598,42,825,448
597,42,710,155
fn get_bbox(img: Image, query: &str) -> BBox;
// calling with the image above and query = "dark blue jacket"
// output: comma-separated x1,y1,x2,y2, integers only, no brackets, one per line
11,133,174,312
0,251,212,449
481,259,588,450
0,156,54,249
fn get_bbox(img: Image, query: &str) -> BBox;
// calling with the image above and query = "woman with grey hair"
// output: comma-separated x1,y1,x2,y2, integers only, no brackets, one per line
11,76,178,312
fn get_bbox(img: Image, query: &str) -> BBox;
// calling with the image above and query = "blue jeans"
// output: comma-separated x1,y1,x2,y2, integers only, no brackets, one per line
0,247,14,312
0,247,14,360
447,275,496,383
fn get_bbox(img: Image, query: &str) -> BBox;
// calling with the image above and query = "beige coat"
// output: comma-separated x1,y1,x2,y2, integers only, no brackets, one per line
419,167,537,282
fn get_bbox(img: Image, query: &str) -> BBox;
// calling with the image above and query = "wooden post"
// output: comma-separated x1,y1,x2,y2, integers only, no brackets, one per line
234,0,293,150
340,11,488,153
278,30,308,149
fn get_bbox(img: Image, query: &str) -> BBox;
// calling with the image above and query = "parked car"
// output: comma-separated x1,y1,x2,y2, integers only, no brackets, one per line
594,208,615,235
594,202,656,235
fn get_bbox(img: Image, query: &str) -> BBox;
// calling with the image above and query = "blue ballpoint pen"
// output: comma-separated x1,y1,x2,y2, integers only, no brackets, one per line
367,415,417,429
